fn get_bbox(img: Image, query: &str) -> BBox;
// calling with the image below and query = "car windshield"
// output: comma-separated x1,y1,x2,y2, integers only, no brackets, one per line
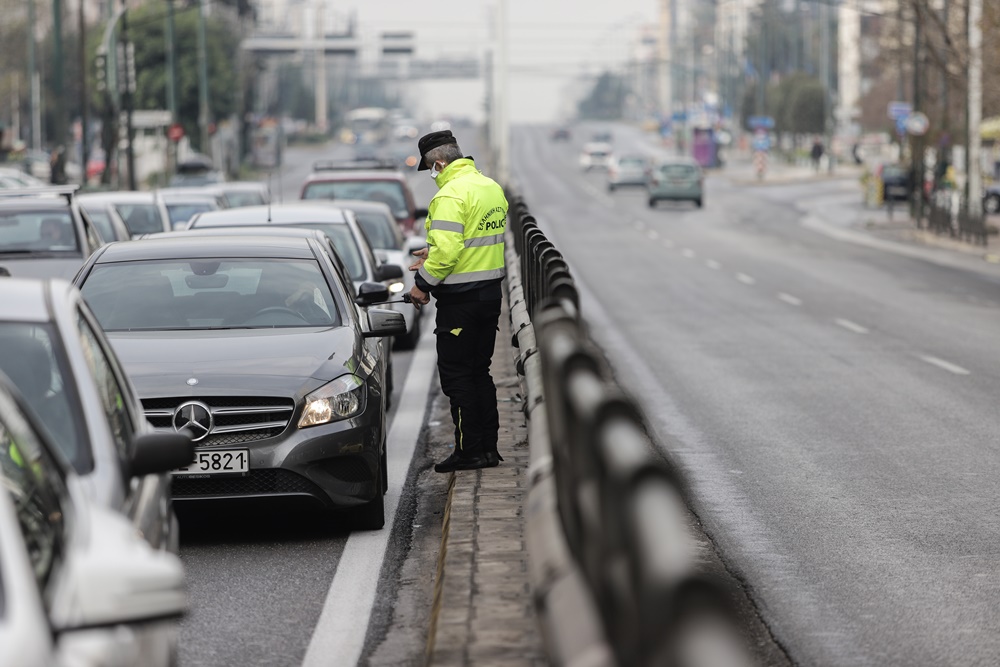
659,164,698,178
294,223,367,281
114,203,162,235
81,258,341,331
224,191,265,207
166,203,215,226
353,211,401,251
0,210,79,255
0,323,87,472
302,180,408,218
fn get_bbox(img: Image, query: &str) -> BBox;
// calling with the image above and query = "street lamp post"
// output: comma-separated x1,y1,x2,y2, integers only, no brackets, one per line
197,0,211,156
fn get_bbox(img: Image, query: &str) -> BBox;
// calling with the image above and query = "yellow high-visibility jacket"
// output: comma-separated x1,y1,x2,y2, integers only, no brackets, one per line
415,158,508,302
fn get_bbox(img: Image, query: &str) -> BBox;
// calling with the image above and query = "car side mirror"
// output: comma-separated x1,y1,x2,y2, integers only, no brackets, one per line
131,431,195,477
51,504,186,632
354,281,390,306
414,207,428,219
376,263,404,281
364,308,407,338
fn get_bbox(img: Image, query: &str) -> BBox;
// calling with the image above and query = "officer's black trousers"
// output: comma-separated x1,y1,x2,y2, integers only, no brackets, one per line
434,299,502,457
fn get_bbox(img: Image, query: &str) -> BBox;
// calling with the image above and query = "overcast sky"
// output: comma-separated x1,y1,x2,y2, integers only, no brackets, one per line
329,0,658,124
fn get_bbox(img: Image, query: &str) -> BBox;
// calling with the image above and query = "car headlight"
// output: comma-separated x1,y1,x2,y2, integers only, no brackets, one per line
388,281,405,294
298,375,365,428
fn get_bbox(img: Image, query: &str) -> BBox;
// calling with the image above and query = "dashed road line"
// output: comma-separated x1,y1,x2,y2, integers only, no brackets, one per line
834,318,869,334
633,219,647,231
705,259,721,270
647,229,660,240
778,292,803,306
682,248,696,259
918,355,971,376
736,273,756,285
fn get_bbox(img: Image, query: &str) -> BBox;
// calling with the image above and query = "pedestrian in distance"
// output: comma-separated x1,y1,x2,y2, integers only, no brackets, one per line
810,139,824,173
408,130,508,473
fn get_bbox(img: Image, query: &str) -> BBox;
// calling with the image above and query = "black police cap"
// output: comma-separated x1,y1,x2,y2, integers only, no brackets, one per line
416,130,458,171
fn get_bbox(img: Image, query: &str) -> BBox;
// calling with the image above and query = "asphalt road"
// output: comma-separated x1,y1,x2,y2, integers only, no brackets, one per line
514,124,1000,666
176,138,438,667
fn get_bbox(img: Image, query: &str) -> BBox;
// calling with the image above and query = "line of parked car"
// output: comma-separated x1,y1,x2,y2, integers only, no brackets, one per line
576,130,706,209
0,158,428,665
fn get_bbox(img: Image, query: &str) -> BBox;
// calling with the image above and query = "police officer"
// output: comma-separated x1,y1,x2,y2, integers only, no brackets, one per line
409,130,508,473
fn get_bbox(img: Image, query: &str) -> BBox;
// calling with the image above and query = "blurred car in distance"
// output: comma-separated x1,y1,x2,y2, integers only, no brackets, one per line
77,191,172,238
647,158,704,208
168,154,225,187
300,160,425,234
551,127,571,142
607,154,650,191
0,187,106,280
877,163,912,202
579,142,613,171
0,167,47,189
74,234,405,529
0,368,189,667
985,183,1000,214
156,190,222,231
75,198,132,241
333,199,426,349
0,278,193,553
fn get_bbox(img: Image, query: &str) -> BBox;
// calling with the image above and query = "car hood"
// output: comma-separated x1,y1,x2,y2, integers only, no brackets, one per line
107,326,374,399
0,256,83,280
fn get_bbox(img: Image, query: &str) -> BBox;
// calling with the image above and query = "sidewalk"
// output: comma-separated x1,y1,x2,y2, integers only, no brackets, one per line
425,298,548,667
726,155,864,186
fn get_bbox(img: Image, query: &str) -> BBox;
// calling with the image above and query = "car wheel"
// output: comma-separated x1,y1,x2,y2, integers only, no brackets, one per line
352,461,386,530
648,197,657,208
986,194,1000,214
608,183,616,193
695,198,703,208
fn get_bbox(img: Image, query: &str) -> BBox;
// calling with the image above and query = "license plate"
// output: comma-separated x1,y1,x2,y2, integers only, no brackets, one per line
173,449,249,477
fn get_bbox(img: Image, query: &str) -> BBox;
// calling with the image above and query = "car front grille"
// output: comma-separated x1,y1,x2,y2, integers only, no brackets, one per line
171,469,324,498
143,396,295,447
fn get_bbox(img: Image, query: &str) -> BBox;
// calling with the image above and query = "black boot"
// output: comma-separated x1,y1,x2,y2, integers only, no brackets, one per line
434,449,499,473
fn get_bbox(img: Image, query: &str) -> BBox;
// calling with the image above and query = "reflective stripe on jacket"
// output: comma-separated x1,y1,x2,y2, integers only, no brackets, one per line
416,158,507,297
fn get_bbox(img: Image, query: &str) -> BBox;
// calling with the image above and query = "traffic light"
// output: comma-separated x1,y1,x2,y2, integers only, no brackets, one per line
95,50,107,92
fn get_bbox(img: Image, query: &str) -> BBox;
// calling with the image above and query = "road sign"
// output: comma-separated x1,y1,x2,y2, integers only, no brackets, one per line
895,115,909,137
748,116,775,130
887,101,912,120
168,123,185,142
905,111,930,136
752,130,771,152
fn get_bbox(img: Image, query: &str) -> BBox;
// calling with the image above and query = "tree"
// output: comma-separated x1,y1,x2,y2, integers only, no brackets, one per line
126,1,241,150
577,72,627,121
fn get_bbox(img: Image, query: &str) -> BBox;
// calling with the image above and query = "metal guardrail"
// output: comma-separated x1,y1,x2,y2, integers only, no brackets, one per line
505,198,754,667
923,192,988,246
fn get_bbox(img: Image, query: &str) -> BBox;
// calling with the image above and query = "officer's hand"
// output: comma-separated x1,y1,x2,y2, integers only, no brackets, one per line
408,248,428,271
409,285,430,310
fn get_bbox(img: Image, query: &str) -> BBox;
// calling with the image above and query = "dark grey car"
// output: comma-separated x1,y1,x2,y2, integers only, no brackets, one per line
74,235,405,529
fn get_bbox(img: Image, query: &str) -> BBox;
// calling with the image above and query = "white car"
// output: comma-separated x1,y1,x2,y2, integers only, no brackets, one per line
334,199,426,349
0,374,189,667
77,191,172,239
579,142,613,171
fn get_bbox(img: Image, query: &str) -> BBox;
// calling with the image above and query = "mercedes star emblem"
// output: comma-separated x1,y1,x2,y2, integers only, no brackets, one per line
172,401,213,442
187,378,199,386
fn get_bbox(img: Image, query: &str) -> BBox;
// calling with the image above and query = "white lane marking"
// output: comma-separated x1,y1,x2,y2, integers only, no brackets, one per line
736,273,756,285
634,219,647,231
778,292,803,306
647,229,660,240
662,238,676,248
682,248,696,259
705,259,721,270
834,318,869,334
302,330,438,667
918,355,971,376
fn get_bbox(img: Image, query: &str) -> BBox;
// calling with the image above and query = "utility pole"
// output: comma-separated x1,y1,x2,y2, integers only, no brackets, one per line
911,2,923,219
967,0,983,218
819,0,833,174
315,1,328,134
28,0,41,151
166,0,178,177
197,0,211,156
78,0,89,181
670,0,681,154
657,0,670,121
53,0,67,149
120,1,136,190
495,0,509,185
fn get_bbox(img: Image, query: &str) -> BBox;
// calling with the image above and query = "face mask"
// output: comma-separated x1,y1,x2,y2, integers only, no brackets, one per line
430,162,442,180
